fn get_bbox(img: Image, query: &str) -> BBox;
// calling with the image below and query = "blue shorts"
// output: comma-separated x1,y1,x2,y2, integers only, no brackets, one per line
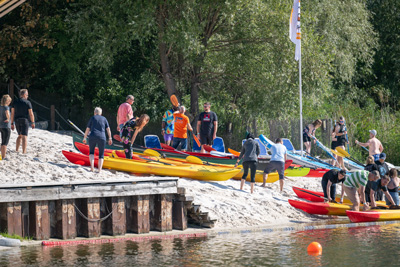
172,137,187,150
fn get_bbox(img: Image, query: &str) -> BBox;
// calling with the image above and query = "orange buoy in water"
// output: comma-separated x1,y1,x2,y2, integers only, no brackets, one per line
307,242,322,255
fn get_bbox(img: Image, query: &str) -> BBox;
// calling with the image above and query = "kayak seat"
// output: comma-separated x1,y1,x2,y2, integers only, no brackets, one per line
144,135,162,149
212,137,225,153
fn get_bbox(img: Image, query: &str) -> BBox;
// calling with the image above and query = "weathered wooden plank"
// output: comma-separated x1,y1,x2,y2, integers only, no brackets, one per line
126,196,149,234
87,198,101,238
0,177,179,189
172,200,187,230
29,201,50,240
55,199,76,240
111,197,126,236
21,202,29,238
151,195,172,232
0,181,178,203
0,202,22,236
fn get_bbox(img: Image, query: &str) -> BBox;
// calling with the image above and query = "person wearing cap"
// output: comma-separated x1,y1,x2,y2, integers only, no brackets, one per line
355,130,383,161
321,169,347,203
374,152,390,201
116,95,135,135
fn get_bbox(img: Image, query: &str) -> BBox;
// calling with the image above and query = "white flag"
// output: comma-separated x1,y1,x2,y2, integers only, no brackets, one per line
289,0,301,61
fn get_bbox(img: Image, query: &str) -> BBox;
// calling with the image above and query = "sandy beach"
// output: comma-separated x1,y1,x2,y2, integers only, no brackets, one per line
0,129,324,229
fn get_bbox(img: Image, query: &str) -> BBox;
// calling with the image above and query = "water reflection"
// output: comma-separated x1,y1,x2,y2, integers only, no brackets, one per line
2,224,400,266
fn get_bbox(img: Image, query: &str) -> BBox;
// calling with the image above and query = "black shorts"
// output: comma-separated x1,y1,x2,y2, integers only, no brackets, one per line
0,128,11,146
16,118,29,136
331,141,338,149
303,133,311,143
264,161,285,180
200,134,213,146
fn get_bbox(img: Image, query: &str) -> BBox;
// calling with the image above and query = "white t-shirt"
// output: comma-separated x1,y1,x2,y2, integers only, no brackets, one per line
270,143,287,162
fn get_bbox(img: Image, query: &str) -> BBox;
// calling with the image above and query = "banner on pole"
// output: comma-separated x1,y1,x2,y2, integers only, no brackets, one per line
289,0,301,61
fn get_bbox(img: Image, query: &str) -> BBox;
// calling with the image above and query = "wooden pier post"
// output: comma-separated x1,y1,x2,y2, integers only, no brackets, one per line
29,201,50,240
76,198,101,238
151,194,172,232
0,202,22,237
126,196,150,234
101,197,126,236
55,199,76,239
172,200,187,230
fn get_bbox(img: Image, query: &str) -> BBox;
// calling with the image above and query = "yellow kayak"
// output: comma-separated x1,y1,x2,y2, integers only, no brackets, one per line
103,156,241,181
232,170,282,183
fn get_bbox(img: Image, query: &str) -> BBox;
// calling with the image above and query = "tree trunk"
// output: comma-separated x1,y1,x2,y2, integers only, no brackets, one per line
157,5,177,101
190,67,200,127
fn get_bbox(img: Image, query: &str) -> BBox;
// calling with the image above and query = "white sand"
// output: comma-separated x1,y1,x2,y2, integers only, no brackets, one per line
0,129,325,228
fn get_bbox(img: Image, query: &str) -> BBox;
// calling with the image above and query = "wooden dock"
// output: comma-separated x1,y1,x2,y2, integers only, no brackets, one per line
0,178,215,241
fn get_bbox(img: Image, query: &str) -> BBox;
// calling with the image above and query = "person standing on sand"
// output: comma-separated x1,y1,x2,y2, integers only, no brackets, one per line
172,106,192,152
116,95,135,135
355,129,383,161
321,169,346,203
83,107,112,173
10,89,35,154
121,114,150,159
197,102,218,153
332,116,348,170
303,119,322,154
162,106,178,146
343,170,380,211
0,95,12,160
262,138,287,192
235,133,260,194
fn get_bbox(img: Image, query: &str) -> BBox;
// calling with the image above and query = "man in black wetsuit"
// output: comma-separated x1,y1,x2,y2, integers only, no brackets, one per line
10,89,35,154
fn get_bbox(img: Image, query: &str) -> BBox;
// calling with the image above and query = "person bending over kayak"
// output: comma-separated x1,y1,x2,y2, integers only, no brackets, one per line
303,119,322,154
355,129,383,161
367,175,396,208
343,170,380,211
121,114,150,159
235,133,260,194
321,169,346,203
386,169,400,206
262,138,287,192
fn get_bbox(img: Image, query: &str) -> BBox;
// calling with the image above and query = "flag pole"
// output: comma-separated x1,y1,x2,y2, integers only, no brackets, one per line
299,41,303,157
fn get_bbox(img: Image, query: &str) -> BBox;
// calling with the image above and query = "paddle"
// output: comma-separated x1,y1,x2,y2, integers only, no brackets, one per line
228,148,240,157
67,119,85,135
203,144,216,152
160,143,175,150
294,187,329,201
330,149,346,158
336,147,366,166
143,149,162,157
192,132,201,147
170,94,180,107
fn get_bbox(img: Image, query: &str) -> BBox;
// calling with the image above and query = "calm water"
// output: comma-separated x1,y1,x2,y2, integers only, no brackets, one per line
1,224,400,266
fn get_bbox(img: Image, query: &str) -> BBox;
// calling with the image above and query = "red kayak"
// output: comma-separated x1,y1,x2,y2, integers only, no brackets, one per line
292,186,325,202
305,169,328,177
346,209,400,223
289,199,350,216
63,150,97,167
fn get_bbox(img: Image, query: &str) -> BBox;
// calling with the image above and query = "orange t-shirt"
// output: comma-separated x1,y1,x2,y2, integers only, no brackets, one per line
173,113,189,139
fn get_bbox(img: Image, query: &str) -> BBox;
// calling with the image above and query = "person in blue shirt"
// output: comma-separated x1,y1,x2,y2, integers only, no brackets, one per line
262,138,287,192
83,107,112,173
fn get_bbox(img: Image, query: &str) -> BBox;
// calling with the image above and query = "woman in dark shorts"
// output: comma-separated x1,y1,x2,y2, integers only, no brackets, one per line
303,119,322,154
83,107,112,173
121,114,150,159
0,95,12,160
235,133,260,194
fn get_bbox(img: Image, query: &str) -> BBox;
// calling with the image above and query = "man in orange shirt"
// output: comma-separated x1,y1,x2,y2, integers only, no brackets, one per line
172,106,193,151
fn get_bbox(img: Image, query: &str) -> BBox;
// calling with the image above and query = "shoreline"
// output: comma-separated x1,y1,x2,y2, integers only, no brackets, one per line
7,218,398,248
